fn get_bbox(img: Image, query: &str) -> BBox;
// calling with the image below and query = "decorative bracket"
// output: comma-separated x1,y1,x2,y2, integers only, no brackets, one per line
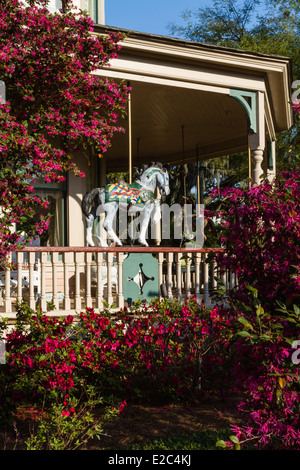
229,89,257,134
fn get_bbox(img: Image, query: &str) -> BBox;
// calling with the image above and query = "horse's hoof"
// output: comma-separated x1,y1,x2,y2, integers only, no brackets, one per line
136,241,148,247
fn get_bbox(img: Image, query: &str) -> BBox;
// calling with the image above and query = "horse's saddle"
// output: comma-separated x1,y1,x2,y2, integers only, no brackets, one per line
105,182,154,206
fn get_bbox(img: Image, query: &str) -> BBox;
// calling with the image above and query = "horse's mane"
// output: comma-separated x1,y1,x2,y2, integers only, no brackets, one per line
133,162,165,179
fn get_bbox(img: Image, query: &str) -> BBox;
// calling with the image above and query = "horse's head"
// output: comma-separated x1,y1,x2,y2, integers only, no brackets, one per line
140,163,170,197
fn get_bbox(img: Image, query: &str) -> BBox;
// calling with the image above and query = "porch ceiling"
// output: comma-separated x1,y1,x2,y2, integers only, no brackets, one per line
95,25,293,173
105,80,248,172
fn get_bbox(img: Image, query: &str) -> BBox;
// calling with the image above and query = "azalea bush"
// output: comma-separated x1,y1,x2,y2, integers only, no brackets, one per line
76,298,234,401
214,288,300,450
207,168,300,449
0,297,234,449
2,298,232,406
0,292,298,449
0,0,129,264
210,168,300,308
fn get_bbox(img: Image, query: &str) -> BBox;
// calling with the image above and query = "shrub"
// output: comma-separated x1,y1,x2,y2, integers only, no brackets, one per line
208,169,300,449
0,297,235,448
210,169,300,308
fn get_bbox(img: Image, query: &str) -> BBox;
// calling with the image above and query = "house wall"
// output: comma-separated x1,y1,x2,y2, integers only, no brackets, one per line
31,0,105,24
67,153,107,246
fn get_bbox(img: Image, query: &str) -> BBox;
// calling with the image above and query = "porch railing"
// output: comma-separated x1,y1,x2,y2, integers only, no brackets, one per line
0,247,237,318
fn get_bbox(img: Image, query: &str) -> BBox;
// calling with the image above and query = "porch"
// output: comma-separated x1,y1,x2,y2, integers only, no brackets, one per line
0,246,236,319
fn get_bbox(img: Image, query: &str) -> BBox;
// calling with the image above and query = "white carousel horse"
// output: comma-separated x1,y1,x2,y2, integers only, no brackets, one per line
81,163,170,247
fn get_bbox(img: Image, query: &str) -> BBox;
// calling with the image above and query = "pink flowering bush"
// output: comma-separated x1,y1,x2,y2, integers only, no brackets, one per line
214,291,300,450
0,0,129,265
2,298,232,408
292,98,300,117
207,169,300,449
210,169,300,308
0,297,235,448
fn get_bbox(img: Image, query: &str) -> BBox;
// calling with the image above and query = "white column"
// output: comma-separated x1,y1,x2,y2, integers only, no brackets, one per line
249,91,265,185
98,156,107,245
98,0,105,24
68,154,86,246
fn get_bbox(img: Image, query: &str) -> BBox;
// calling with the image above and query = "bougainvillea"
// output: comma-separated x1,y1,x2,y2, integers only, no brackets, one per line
0,0,129,264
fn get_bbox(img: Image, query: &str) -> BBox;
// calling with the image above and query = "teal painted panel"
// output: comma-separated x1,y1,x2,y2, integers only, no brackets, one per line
123,253,159,305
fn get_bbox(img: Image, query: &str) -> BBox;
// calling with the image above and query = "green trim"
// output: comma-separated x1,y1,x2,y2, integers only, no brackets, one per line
146,169,161,179
229,89,257,134
268,141,274,170
94,0,98,23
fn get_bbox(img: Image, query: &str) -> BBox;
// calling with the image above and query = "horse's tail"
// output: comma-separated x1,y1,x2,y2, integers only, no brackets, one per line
81,188,101,217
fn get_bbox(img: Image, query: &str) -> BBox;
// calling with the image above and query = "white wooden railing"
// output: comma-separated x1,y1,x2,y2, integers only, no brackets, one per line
0,247,237,318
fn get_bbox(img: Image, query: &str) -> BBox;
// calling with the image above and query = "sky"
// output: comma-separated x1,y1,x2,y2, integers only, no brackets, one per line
104,0,212,37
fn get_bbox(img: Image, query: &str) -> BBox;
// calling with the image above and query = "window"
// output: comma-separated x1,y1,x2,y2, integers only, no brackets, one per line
47,0,62,14
33,180,67,247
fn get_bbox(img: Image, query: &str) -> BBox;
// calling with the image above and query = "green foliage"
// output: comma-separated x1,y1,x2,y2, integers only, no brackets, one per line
24,390,120,451
128,429,231,450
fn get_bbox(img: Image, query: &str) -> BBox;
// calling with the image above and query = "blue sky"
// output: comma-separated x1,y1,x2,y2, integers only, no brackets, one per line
104,0,212,37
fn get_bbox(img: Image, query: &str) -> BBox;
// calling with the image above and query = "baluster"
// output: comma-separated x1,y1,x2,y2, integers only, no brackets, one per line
75,252,81,310
40,252,47,312
230,271,236,290
96,251,103,310
17,252,23,302
117,252,124,309
222,271,227,291
202,252,210,306
4,254,11,313
107,251,113,305
195,252,201,303
176,252,182,302
167,252,173,300
158,252,164,299
63,252,70,311
51,252,59,309
85,252,92,308
185,253,191,300
29,252,35,309
211,257,217,305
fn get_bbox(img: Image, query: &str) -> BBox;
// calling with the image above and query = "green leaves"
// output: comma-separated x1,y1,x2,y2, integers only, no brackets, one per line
216,435,241,450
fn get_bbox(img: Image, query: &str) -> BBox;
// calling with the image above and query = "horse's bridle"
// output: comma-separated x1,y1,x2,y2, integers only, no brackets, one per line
159,169,169,194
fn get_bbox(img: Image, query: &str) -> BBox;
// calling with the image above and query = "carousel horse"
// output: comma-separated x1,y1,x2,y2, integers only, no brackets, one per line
81,162,170,247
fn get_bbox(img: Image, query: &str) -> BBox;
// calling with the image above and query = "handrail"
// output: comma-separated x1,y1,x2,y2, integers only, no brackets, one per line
19,246,225,253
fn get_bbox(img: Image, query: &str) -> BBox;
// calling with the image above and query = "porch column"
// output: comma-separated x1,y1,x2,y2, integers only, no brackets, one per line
68,154,86,246
249,91,265,185
230,89,266,186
